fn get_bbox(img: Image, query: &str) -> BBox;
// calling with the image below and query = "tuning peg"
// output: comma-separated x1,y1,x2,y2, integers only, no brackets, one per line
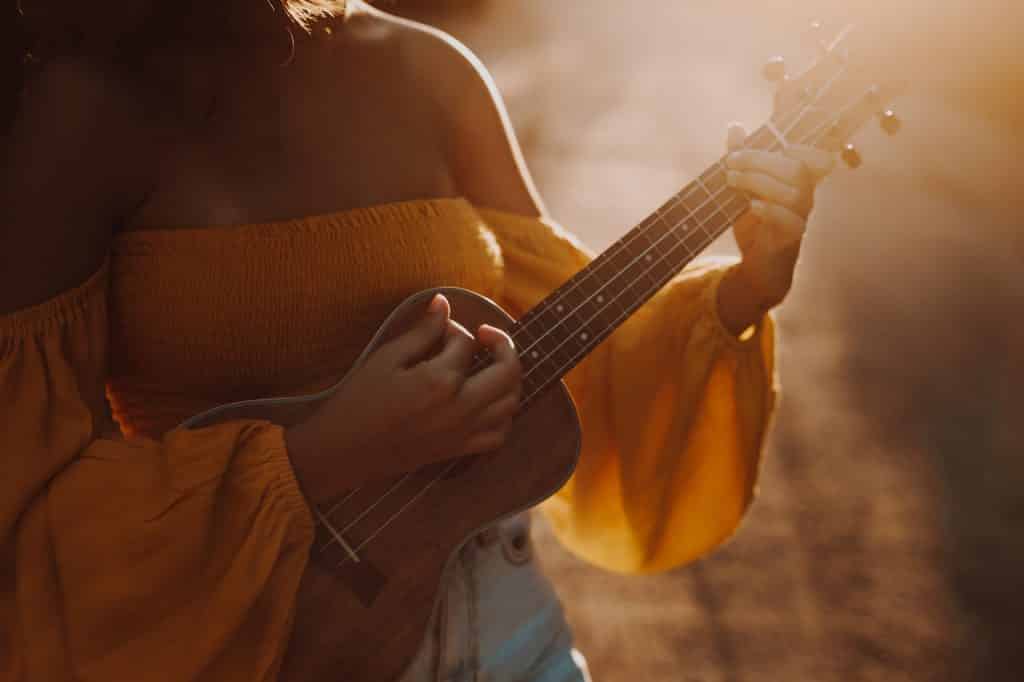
762,56,786,82
841,143,862,169
879,109,901,134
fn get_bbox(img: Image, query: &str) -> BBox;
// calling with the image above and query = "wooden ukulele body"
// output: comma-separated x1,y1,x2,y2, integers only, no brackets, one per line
179,287,581,682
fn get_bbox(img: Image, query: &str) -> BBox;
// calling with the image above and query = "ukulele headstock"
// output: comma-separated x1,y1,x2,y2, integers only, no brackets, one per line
759,24,908,167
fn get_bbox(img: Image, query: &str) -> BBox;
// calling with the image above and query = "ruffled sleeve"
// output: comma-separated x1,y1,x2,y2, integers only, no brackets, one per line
0,260,315,681
477,206,777,574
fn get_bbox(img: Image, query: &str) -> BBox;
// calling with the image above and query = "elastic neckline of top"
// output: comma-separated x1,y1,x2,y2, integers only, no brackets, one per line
115,196,474,240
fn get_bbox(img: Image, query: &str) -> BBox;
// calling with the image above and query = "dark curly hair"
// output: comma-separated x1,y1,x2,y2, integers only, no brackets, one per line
1,0,349,133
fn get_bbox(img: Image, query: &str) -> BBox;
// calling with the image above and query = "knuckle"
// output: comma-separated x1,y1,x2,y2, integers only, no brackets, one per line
490,429,510,448
468,432,503,454
424,368,460,400
502,396,520,418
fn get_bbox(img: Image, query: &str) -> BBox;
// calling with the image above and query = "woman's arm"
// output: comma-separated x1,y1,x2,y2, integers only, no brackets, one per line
408,25,833,336
1,59,316,680
406,29,780,573
1,57,153,313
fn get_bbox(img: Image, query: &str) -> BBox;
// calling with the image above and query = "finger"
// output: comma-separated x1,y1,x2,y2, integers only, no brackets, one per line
783,145,835,178
726,169,806,213
460,429,510,456
460,324,521,408
427,318,478,376
383,293,449,367
726,122,748,152
725,149,807,187
474,393,520,429
749,199,806,235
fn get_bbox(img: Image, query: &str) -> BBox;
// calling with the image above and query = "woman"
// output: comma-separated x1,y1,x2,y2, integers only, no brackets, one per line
1,1,834,680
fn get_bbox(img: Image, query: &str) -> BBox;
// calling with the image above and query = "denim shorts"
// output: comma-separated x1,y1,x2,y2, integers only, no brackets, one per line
396,512,592,682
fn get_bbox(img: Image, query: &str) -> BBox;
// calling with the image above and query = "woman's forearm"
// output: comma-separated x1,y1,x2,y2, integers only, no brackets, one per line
716,265,773,338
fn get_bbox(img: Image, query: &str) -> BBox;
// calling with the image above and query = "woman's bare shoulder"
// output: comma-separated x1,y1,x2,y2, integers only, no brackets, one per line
346,6,494,107
1,58,158,312
346,6,543,215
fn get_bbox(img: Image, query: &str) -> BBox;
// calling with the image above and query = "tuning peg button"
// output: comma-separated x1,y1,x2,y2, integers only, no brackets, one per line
762,56,786,82
841,143,862,169
879,109,901,135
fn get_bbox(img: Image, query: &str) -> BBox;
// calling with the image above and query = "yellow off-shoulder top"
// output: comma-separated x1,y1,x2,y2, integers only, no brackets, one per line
0,197,776,681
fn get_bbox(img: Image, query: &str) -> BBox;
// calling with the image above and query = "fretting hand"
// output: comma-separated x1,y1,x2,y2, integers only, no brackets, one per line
716,122,836,334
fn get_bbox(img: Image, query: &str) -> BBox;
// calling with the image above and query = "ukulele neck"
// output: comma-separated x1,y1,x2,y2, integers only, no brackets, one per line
510,125,786,406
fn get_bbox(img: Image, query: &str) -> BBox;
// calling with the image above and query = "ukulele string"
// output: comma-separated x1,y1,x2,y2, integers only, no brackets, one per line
458,80,833,382
322,95,851,563
511,53,853,363
458,62,850,385
519,91,860,408
319,62,856,562
515,62,851,396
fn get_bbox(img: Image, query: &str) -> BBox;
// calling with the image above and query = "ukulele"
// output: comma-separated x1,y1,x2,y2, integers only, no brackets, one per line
178,25,903,682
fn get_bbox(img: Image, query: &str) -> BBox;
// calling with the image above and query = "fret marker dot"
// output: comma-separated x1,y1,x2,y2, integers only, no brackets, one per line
531,350,540,359
645,254,653,262
580,332,589,341
556,304,564,313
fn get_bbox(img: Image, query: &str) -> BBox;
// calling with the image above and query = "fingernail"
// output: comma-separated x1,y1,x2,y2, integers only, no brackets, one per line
428,293,445,313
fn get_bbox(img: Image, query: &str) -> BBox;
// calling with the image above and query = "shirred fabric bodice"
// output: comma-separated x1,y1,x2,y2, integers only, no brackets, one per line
107,197,503,438
1,197,776,681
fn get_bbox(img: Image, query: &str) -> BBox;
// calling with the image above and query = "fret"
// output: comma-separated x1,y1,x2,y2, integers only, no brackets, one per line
719,185,750,223
652,189,687,218
521,372,544,401
525,353,561,395
515,141,778,394
510,319,535,345
525,314,563,359
547,321,582,363
574,287,619,332
605,238,638,274
661,217,692,255
695,174,730,221
520,339,545,367
699,162,729,195
678,182,704,210
677,186,713,238
635,216,664,249
693,194,726,233
561,294,591,333
657,194,693,233
633,253,660,291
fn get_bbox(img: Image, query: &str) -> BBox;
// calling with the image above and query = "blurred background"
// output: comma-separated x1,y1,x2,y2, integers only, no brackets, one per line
385,1,1022,680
